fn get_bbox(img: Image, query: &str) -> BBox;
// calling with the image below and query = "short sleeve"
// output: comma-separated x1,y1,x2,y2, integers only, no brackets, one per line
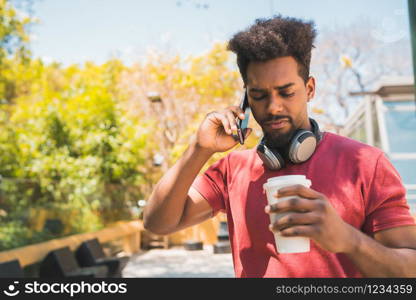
362,153,415,235
191,157,228,217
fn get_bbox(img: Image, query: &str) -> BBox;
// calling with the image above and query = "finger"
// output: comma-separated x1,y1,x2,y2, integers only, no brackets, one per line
269,212,320,232
229,105,245,120
212,112,232,135
265,197,315,214
225,110,238,132
279,225,317,238
275,184,323,199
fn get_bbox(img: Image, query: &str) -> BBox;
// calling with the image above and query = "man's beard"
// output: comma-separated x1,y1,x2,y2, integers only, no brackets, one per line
261,117,297,149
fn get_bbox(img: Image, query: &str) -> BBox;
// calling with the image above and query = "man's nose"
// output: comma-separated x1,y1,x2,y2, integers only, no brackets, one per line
267,93,284,114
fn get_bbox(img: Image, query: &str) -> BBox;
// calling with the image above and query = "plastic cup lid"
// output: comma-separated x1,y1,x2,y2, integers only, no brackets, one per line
263,175,311,189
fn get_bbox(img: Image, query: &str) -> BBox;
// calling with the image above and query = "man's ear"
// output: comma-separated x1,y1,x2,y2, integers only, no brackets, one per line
306,76,316,102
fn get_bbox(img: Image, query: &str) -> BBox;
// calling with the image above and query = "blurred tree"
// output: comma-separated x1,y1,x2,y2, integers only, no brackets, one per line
310,19,412,127
118,42,259,184
0,0,33,103
0,59,151,241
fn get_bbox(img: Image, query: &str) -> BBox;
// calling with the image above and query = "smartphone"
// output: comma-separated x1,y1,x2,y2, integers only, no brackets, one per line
236,90,250,144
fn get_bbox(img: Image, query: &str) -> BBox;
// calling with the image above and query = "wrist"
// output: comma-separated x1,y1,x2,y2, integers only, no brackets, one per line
190,137,216,158
341,222,363,254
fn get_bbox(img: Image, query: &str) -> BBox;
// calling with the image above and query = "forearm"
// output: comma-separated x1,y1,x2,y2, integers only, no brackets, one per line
345,227,416,277
143,139,213,234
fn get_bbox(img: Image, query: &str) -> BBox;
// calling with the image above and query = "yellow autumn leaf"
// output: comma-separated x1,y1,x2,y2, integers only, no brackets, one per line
340,55,353,68
312,107,325,114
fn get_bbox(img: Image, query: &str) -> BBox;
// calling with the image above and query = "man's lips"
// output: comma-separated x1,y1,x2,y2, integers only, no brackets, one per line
264,119,289,129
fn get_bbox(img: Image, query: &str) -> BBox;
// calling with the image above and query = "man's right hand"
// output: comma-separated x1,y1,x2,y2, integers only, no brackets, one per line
145,106,252,235
195,106,252,153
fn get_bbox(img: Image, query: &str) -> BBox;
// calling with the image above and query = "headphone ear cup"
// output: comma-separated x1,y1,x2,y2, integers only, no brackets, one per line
288,130,317,163
256,143,285,170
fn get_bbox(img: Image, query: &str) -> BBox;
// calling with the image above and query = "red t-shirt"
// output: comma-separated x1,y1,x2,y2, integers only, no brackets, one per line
192,132,415,278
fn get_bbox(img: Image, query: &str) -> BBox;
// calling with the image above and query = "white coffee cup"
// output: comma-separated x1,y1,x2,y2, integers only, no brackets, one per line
263,175,312,254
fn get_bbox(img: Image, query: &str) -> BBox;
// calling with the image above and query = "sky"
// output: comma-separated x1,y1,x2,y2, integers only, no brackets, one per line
27,0,410,66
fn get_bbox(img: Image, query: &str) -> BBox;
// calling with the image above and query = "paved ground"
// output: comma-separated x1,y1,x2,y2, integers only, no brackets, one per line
122,245,235,278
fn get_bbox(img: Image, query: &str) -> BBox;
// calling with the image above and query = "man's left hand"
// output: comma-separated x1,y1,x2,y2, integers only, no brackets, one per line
265,184,358,254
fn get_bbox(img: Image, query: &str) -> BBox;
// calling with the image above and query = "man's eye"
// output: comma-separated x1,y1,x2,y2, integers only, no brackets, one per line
251,94,267,101
281,92,295,98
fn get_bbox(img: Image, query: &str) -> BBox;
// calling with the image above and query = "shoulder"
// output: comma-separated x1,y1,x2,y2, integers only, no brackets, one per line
226,148,259,167
208,149,259,175
321,132,384,161
204,149,257,174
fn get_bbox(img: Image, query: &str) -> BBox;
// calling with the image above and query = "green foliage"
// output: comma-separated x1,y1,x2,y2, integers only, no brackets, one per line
0,0,33,103
0,1,247,251
0,0,31,60
0,219,57,250
0,59,150,250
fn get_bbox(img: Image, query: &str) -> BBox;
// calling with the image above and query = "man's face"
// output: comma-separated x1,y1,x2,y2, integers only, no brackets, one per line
246,56,315,148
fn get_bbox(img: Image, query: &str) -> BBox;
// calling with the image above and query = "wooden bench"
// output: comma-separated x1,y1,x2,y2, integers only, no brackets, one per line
75,238,129,278
39,247,108,278
0,260,24,278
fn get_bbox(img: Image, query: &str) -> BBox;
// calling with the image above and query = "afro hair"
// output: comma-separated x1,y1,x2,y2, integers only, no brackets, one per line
227,15,317,84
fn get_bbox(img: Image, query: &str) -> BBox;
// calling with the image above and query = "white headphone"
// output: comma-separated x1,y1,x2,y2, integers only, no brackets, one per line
256,118,322,170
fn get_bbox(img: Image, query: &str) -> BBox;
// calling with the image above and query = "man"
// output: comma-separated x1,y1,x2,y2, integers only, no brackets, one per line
143,16,416,277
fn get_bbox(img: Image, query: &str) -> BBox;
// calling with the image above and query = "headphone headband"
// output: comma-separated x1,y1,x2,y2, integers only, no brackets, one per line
309,118,322,142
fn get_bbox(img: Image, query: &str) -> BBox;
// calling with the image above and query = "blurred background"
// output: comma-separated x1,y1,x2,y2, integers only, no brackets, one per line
0,0,414,278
